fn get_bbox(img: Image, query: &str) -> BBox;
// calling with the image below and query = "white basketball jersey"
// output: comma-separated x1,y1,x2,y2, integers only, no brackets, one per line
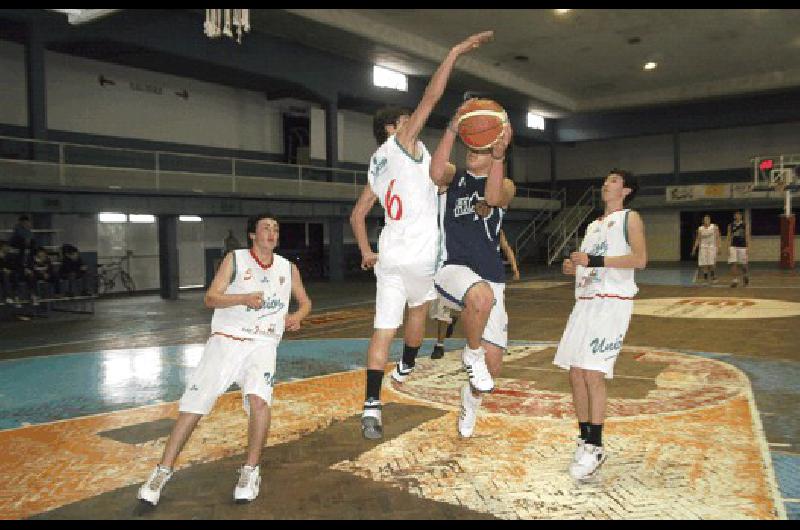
368,135,438,271
211,249,292,341
698,224,717,247
575,209,638,299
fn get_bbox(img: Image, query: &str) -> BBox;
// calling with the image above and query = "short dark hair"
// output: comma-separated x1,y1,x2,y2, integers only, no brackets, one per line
609,168,638,205
373,106,410,146
246,213,278,247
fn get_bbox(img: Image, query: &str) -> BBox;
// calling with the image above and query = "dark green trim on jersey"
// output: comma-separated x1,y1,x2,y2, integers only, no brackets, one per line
230,250,237,284
394,136,423,164
624,210,630,246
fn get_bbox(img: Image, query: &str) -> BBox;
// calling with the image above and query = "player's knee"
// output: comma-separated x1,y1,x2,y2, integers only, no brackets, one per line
247,394,270,413
465,283,493,314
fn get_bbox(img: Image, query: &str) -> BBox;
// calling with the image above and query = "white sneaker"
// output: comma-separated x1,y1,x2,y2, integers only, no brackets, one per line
361,399,383,440
569,443,607,481
457,383,482,438
390,361,414,384
572,437,586,463
462,346,494,393
234,465,261,503
137,465,173,506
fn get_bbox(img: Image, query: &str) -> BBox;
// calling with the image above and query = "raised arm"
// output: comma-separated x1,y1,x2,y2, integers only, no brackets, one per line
485,122,514,207
396,31,493,154
349,185,380,270
204,252,264,309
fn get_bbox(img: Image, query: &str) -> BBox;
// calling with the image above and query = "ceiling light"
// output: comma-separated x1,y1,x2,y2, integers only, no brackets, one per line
555,9,571,14
179,215,203,222
643,62,658,70
527,112,545,131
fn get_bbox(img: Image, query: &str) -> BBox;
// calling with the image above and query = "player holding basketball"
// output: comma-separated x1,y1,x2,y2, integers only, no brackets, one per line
555,169,647,481
136,213,312,505
430,98,515,438
349,30,494,440
727,210,750,287
691,214,721,285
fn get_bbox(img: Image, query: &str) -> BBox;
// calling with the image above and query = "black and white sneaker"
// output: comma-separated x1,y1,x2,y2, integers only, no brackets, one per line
361,399,383,440
390,361,414,383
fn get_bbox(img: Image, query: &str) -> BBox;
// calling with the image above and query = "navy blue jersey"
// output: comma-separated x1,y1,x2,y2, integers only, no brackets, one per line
730,221,746,247
443,170,505,283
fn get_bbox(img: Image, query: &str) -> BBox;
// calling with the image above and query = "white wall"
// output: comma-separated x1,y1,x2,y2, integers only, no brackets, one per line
639,209,681,261
750,235,800,262
681,122,800,172
45,51,283,153
556,134,674,181
0,40,27,126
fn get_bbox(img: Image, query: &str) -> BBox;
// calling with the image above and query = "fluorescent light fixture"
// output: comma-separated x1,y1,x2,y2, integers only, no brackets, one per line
129,214,155,223
555,9,572,14
179,215,203,222
50,9,120,25
527,112,545,131
644,61,658,70
98,212,127,223
373,65,407,92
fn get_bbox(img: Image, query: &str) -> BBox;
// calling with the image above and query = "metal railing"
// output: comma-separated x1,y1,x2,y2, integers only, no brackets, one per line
514,187,566,258
546,186,600,265
0,134,559,204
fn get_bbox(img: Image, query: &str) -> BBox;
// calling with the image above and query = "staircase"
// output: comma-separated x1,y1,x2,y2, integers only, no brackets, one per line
514,188,564,260
545,186,600,265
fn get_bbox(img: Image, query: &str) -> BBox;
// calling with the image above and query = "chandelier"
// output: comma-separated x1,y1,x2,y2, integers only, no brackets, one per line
204,9,250,44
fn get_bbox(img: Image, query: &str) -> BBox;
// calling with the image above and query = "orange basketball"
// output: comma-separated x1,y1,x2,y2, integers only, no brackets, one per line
457,99,507,149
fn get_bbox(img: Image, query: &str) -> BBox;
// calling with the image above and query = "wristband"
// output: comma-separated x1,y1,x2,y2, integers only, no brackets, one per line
587,254,605,268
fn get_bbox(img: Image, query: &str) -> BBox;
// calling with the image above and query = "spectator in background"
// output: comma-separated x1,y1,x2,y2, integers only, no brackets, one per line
60,244,89,296
224,229,242,254
29,247,56,300
0,241,15,303
9,215,35,271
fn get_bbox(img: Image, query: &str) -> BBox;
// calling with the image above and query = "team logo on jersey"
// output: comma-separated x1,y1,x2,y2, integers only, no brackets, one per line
588,241,608,256
261,277,269,284
279,276,285,285
248,295,286,315
607,220,616,228
589,334,624,360
268,323,277,334
371,155,388,177
263,371,274,387
243,268,253,281
458,176,466,187
454,192,481,218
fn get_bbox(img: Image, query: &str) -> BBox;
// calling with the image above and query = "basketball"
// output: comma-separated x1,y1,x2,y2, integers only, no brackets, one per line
457,99,508,149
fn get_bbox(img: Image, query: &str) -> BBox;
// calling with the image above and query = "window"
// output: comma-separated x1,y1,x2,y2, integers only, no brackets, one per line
527,112,545,131
373,65,407,92
129,214,155,223
98,212,127,223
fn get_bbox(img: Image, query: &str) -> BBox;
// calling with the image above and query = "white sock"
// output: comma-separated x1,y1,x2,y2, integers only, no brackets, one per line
463,344,485,363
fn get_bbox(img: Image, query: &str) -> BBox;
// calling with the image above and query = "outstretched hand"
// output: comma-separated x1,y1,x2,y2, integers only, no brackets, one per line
491,121,513,159
452,31,494,55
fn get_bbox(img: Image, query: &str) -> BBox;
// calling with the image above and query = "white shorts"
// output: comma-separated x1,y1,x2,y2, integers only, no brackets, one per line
428,295,455,323
179,334,278,415
373,262,436,329
728,247,748,264
698,246,717,267
553,297,633,379
434,264,507,350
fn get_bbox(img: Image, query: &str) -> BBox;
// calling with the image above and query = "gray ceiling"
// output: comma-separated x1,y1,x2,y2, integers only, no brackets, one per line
251,9,800,117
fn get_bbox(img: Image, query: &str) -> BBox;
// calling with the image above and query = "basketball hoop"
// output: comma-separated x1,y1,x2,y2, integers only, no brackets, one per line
204,9,250,44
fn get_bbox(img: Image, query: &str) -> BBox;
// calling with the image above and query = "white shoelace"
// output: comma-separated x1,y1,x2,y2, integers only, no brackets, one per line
237,466,256,488
149,467,171,491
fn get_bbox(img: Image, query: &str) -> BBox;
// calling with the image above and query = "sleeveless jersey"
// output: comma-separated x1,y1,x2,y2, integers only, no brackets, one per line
211,249,292,341
436,188,447,270
575,209,638,299
730,221,746,247
443,170,505,283
368,135,438,271
698,224,717,248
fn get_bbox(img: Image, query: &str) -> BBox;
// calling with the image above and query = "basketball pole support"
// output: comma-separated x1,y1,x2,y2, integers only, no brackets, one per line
780,187,795,269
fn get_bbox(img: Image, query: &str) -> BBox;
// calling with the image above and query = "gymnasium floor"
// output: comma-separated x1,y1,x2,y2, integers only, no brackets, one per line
0,264,798,520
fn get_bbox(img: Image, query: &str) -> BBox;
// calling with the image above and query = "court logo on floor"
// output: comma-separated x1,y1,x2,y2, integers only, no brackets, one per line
633,297,800,319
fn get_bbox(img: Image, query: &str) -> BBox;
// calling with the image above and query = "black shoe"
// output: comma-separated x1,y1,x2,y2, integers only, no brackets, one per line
743,276,749,287
431,345,445,359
